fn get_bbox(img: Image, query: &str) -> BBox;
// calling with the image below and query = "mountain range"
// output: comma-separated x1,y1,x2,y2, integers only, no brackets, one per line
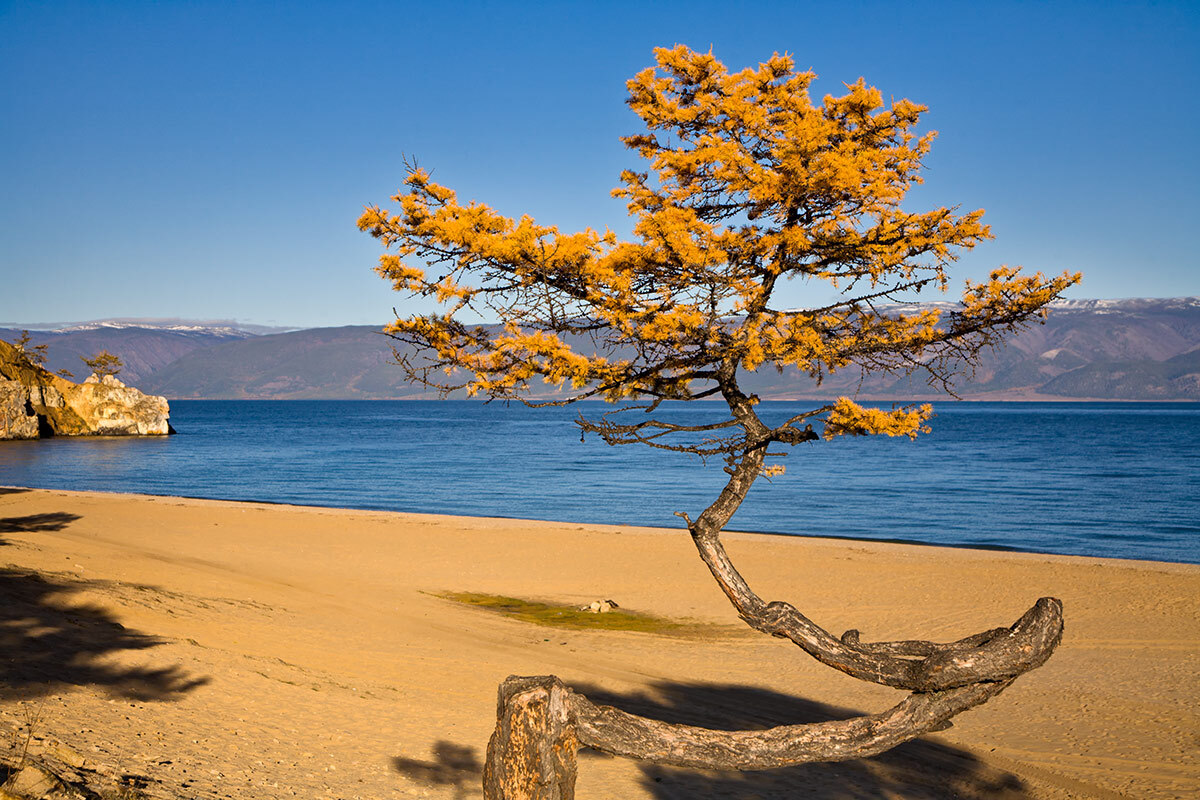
4,297,1199,400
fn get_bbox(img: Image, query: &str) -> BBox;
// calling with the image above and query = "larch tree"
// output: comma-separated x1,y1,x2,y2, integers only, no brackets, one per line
12,331,48,367
361,46,1078,799
80,350,123,379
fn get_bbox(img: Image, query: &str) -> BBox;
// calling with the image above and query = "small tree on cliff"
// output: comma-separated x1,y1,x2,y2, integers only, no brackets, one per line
81,350,123,379
3,332,72,377
361,46,1079,796
12,331,48,367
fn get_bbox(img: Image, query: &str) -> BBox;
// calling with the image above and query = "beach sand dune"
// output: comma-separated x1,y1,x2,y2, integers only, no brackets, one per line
0,487,1196,799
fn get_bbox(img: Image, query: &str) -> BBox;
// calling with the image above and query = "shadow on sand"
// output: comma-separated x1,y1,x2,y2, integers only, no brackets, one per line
0,511,81,533
0,510,207,702
393,741,483,800
393,680,1031,799
575,681,1030,799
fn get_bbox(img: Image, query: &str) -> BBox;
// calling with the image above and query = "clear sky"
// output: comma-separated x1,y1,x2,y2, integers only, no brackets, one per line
2,0,1197,329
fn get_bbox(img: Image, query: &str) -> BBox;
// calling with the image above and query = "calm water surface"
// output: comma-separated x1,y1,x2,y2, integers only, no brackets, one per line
1,401,1196,564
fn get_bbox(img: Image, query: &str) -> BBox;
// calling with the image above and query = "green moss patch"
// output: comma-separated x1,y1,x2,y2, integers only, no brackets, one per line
436,591,724,637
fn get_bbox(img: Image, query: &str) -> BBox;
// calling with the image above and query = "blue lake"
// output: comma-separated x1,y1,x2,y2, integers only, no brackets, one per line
1,400,1196,564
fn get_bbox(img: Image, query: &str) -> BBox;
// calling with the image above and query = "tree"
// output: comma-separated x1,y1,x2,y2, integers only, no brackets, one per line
361,46,1078,798
12,331,48,367
80,350,123,379
6,332,74,378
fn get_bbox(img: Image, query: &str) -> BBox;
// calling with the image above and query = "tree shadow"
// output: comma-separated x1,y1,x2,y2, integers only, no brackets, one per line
572,681,1032,800
0,512,81,534
392,740,482,799
393,682,1029,799
0,487,30,496
0,512,208,702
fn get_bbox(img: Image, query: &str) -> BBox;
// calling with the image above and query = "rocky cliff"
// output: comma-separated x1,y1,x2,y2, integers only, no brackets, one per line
0,340,172,440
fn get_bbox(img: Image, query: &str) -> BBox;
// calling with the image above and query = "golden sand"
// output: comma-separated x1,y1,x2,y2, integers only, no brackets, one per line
1,487,1196,799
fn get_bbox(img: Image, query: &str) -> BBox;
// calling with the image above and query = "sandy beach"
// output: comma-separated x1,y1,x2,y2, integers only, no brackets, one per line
0,486,1196,799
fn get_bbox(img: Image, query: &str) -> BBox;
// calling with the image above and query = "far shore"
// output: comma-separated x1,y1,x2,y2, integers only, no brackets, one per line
160,395,1200,402
6,484,1196,568
0,486,1196,799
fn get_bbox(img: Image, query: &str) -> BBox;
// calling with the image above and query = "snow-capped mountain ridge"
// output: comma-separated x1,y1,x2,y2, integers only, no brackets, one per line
57,322,253,337
4,299,1199,399
785,297,1200,315
1046,297,1200,313
3,318,296,336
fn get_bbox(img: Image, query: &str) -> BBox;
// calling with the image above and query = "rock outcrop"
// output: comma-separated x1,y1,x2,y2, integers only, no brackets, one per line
0,379,41,439
0,340,171,440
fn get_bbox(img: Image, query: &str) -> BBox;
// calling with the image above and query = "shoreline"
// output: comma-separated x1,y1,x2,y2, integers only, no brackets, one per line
161,396,1200,403
5,484,1197,569
1,486,1197,798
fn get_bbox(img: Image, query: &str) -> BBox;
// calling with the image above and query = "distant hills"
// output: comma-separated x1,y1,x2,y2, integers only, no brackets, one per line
140,325,415,399
743,297,1200,401
4,298,1199,400
0,321,259,384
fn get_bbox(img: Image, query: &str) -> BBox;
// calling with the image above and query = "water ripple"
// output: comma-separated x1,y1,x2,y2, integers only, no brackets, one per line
0,400,1196,563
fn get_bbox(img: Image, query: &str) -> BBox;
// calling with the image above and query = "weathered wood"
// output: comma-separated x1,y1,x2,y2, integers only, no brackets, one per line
479,672,1017,776
570,678,1014,769
685,410,1065,692
480,674,1026,777
691,509,1063,691
482,676,579,800
481,376,1064,791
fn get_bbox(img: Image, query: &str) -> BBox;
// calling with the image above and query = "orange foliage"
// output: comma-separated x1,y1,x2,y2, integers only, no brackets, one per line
360,46,1079,453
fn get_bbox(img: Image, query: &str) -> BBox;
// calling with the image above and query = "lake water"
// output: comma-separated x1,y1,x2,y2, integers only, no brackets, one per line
1,400,1196,564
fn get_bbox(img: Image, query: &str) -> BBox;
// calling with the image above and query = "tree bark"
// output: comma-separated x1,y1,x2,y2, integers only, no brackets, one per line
483,676,579,800
570,678,1013,769
481,672,1018,786
686,436,1063,692
692,522,1064,690
481,376,1064,793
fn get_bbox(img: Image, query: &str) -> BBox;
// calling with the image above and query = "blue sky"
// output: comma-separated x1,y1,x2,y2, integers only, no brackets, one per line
2,0,1197,328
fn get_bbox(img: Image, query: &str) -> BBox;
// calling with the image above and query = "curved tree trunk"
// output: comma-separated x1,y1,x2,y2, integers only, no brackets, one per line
483,672,1015,798
685,443,1063,691
483,384,1064,798
569,676,1014,769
